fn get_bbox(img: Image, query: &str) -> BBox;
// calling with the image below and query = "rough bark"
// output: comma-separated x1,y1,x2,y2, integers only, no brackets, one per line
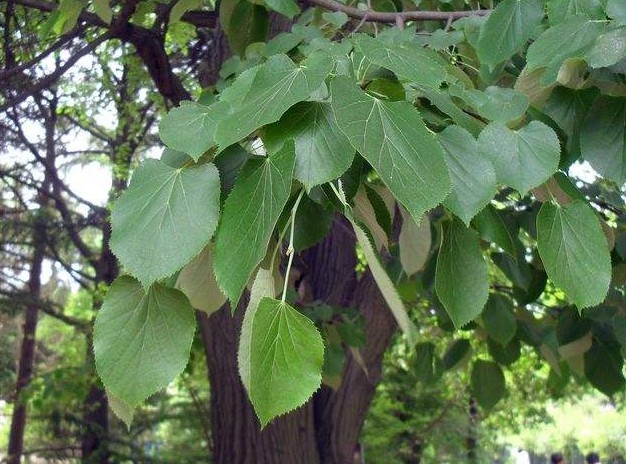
198,219,398,464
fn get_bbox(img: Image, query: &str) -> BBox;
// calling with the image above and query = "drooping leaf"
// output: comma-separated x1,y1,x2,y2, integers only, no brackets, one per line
436,219,489,328
526,17,606,83
546,0,604,24
175,245,226,315
476,0,545,67
213,142,295,305
108,394,135,430
331,76,451,223
471,360,506,411
398,207,431,276
479,121,560,194
216,53,334,147
443,339,471,370
580,96,626,184
159,101,227,161
293,195,333,252
94,276,196,406
110,160,220,287
220,0,269,56
543,86,598,162
354,34,450,88
472,205,517,257
584,338,626,395
439,125,496,224
353,186,389,250
351,219,419,345
481,294,517,346
265,102,355,190
238,268,276,393
413,343,443,384
248,297,324,427
536,201,611,308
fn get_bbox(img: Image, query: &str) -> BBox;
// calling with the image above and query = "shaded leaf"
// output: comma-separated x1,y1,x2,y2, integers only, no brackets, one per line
435,219,489,328
481,294,517,346
175,245,226,315
471,360,506,411
580,96,626,184
398,207,431,276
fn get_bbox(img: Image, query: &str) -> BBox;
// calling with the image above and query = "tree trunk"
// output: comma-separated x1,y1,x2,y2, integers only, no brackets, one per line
198,219,398,464
7,214,46,464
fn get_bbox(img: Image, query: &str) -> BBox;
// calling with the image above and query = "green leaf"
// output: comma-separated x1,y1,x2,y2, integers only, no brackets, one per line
354,34,450,88
584,338,625,395
536,201,611,308
159,101,226,161
471,360,506,411
481,294,517,346
94,276,196,406
108,394,135,430
265,102,355,190
546,0,604,24
248,297,324,427
220,0,268,56
110,161,220,287
92,0,112,23
476,0,545,67
479,121,560,194
435,219,489,328
526,17,606,83
238,268,276,393
175,245,226,315
293,195,333,252
607,0,626,24
351,219,419,345
216,53,334,147
472,205,517,257
398,207,431,276
439,125,496,225
580,96,626,184
443,339,471,370
264,0,299,18
461,87,529,123
213,142,296,304
585,27,626,68
488,338,521,366
414,343,443,384
331,77,450,223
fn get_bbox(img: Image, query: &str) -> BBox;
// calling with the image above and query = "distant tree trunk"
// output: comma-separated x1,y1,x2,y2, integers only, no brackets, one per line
467,397,478,462
197,220,398,464
7,203,47,464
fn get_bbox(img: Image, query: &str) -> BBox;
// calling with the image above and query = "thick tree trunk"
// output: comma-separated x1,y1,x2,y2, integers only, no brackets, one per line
7,216,46,464
198,219,398,464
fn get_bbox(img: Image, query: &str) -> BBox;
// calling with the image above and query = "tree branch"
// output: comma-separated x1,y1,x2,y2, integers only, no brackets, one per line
304,0,490,23
0,33,109,113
